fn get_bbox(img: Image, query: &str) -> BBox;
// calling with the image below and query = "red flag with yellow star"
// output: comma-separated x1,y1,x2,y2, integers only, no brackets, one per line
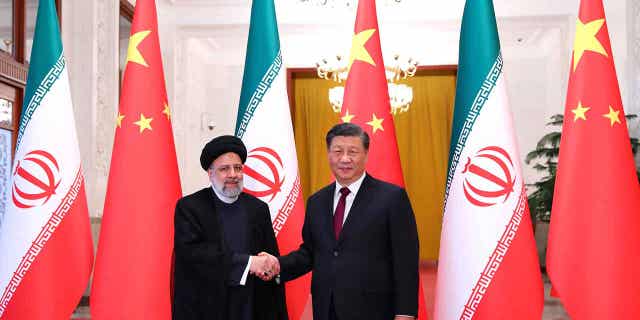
341,0,428,318
90,0,181,318
546,0,640,318
341,0,403,186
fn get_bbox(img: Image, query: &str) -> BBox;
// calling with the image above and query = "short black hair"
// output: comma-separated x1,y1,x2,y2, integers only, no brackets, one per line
325,123,370,151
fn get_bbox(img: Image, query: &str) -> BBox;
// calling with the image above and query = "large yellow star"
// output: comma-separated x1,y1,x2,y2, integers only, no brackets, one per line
573,18,607,71
603,106,621,127
162,103,171,120
348,29,377,71
127,30,151,67
134,113,153,133
366,113,384,134
342,109,355,123
571,101,590,122
116,113,125,128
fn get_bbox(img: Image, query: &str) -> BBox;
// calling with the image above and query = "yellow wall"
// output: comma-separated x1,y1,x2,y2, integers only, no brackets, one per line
290,68,456,260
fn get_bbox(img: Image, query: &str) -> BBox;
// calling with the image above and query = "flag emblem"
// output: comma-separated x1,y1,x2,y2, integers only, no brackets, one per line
243,147,285,202
461,146,516,207
12,150,61,209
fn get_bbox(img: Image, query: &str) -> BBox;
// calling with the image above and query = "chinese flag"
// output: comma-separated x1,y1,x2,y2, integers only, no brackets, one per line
546,0,640,319
341,0,428,318
90,0,182,319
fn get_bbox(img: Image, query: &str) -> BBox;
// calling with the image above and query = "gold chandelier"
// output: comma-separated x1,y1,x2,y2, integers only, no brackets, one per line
316,53,418,114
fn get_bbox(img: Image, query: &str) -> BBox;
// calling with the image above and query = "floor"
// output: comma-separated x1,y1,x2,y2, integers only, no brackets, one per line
72,265,570,319
416,264,570,320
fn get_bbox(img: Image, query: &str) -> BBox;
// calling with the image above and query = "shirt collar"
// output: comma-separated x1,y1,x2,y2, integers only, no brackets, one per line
335,172,366,198
211,185,239,204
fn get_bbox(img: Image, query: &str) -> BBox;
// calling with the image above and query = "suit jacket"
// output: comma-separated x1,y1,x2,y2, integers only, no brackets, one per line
279,174,419,320
173,187,288,320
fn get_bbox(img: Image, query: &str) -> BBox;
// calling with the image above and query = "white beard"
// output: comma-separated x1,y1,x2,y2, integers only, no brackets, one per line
212,177,243,198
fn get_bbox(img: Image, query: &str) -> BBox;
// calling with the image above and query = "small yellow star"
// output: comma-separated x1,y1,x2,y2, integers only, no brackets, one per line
116,113,125,128
571,101,590,121
366,113,384,134
603,106,621,127
134,113,153,133
573,18,607,71
127,30,151,67
162,103,171,120
342,109,355,123
348,29,377,71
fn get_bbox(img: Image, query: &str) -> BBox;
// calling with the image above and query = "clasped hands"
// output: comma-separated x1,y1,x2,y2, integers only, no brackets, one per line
249,252,280,281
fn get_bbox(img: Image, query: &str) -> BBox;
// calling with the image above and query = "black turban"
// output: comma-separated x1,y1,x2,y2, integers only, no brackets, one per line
200,135,247,170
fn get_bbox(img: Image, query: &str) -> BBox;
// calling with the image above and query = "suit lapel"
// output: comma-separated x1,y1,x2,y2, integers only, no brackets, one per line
321,183,337,245
338,174,374,244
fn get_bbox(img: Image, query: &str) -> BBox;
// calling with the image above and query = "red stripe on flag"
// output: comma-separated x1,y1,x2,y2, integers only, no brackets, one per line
468,194,543,320
1,172,93,319
273,175,311,319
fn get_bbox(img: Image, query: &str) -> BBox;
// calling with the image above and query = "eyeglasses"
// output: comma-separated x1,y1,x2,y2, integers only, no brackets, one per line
212,164,244,174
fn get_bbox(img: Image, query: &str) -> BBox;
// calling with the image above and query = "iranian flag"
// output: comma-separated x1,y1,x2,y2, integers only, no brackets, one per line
0,0,93,318
235,0,310,318
434,1,543,319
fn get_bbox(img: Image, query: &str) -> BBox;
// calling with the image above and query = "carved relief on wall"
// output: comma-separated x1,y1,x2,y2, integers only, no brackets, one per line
632,0,640,115
0,129,10,225
631,0,640,165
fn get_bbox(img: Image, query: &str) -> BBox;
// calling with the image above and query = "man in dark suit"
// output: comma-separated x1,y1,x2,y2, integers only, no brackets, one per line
272,123,419,320
173,135,287,320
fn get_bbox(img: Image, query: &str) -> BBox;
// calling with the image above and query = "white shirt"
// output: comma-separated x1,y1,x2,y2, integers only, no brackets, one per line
332,172,366,225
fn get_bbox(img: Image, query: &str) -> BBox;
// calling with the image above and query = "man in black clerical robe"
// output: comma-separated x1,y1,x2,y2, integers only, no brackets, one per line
173,135,288,320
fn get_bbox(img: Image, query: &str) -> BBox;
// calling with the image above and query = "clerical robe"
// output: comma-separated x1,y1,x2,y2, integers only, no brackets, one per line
173,188,288,320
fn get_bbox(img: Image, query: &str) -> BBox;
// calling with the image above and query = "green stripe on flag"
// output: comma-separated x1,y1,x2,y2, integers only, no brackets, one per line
444,54,502,202
235,0,282,137
16,56,65,148
445,0,502,195
235,53,282,138
17,0,63,148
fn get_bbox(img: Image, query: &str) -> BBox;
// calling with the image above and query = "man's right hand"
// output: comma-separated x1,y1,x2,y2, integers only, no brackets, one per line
250,252,280,281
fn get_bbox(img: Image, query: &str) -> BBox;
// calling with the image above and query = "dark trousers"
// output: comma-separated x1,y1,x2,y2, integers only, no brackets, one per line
329,295,338,320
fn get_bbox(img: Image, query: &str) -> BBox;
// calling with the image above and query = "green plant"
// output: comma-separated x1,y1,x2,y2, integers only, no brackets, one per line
525,114,640,222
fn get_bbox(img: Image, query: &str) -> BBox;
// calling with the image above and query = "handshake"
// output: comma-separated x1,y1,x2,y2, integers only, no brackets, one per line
249,252,281,282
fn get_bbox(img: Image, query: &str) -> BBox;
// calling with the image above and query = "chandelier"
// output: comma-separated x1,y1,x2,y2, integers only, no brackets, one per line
316,54,417,114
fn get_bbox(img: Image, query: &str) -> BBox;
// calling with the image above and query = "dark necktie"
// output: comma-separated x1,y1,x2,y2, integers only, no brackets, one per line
333,187,350,239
